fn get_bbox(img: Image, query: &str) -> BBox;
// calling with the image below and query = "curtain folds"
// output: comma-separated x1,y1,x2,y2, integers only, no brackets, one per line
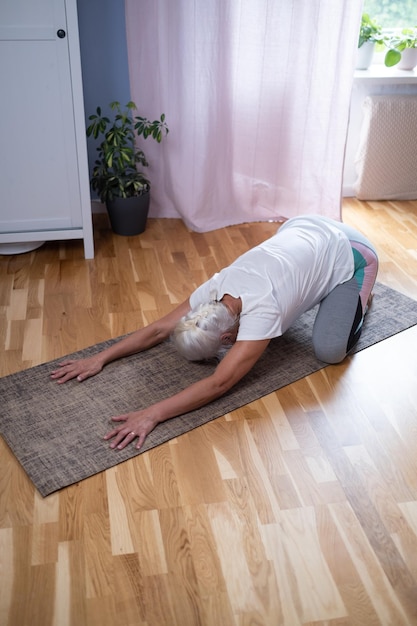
125,0,362,232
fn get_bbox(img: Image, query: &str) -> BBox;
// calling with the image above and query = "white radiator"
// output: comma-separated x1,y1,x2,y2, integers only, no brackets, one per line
354,95,417,200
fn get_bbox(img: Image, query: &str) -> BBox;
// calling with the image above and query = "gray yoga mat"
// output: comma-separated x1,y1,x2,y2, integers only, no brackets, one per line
0,282,416,497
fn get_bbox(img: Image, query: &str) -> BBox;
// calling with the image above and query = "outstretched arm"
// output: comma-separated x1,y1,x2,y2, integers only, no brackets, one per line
50,299,191,383
104,337,270,450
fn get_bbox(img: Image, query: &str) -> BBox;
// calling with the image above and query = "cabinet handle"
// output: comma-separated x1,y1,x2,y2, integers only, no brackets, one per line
57,29,66,39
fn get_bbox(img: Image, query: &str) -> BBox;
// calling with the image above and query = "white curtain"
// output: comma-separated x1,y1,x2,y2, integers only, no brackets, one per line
125,1,362,232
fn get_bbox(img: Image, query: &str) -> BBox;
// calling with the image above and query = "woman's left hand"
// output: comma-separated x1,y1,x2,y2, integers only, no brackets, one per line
104,410,158,450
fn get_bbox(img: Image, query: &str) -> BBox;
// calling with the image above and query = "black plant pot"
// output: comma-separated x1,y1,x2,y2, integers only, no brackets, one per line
106,192,150,236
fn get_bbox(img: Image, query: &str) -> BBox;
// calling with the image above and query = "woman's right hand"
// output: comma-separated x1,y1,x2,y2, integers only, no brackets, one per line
50,355,104,384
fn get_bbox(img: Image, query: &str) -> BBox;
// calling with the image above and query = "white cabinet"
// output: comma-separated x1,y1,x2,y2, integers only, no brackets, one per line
0,0,94,258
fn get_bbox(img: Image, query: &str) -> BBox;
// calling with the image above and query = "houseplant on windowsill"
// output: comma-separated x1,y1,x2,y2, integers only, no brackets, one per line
357,13,383,70
384,27,417,70
86,101,169,236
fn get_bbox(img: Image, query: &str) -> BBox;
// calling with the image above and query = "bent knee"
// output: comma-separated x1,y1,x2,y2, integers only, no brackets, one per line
313,340,347,364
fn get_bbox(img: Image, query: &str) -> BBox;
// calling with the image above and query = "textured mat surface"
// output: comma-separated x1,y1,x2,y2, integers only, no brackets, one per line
1,282,416,496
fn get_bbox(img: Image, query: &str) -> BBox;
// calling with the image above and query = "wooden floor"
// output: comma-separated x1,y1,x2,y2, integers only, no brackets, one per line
1,198,417,626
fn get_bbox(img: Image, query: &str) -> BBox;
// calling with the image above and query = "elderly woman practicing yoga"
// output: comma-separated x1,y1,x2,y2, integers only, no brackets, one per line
51,215,378,450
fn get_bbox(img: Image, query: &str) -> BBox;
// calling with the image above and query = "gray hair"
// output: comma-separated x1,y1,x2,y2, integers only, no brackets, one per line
171,300,238,361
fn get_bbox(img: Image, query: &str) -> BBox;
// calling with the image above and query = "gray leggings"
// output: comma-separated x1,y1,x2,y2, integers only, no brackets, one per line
312,221,378,364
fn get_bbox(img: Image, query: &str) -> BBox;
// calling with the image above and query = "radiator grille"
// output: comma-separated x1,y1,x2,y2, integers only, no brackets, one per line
354,95,417,200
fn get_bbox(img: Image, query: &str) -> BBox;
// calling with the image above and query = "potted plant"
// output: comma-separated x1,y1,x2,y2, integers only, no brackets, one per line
86,101,169,236
357,13,383,69
384,27,417,70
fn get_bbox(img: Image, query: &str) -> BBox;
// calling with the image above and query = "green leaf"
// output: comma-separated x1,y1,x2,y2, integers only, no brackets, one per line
385,48,402,67
121,150,132,163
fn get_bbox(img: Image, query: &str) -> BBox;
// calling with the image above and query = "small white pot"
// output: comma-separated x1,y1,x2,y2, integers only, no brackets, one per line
356,41,375,70
397,47,417,70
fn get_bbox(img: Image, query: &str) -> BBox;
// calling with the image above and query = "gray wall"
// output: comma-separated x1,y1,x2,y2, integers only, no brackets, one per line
77,0,131,177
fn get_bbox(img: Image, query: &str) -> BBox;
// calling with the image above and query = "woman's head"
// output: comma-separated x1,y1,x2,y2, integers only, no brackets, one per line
171,300,238,361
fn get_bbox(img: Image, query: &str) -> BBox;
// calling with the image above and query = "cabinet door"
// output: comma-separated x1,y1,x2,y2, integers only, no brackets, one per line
0,0,83,232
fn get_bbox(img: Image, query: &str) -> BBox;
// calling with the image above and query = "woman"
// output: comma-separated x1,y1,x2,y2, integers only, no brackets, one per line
51,215,378,451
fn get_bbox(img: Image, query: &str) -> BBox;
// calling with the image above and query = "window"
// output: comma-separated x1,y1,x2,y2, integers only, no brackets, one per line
363,0,417,29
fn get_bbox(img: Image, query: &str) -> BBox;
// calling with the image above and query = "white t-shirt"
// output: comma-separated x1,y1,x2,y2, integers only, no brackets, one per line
189,216,355,340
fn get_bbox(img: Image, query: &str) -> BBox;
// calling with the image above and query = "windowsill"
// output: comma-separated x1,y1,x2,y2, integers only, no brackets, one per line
354,64,417,83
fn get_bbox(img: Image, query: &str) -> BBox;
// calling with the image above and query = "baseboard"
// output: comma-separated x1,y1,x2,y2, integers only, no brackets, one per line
342,185,355,197
91,200,106,214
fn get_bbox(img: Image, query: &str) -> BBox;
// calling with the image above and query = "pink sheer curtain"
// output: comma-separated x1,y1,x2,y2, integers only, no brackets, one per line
125,1,362,232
